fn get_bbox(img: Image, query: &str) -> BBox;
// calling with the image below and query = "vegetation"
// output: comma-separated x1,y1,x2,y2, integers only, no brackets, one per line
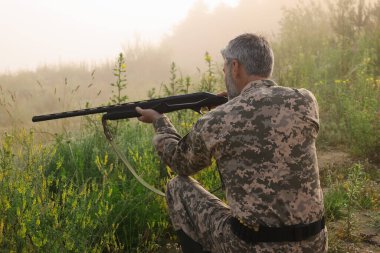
273,0,380,161
0,0,379,252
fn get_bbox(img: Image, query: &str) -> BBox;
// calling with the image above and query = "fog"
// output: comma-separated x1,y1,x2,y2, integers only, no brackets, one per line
161,0,299,72
0,0,238,73
2,0,373,130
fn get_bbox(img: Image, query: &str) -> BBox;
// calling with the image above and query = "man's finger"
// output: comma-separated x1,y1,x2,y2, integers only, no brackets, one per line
135,106,143,115
217,91,228,97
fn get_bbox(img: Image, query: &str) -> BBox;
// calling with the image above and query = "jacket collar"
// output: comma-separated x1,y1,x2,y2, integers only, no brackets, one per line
241,79,277,94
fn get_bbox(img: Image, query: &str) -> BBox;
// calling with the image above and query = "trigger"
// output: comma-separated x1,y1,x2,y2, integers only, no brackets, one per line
200,106,209,114
190,107,202,114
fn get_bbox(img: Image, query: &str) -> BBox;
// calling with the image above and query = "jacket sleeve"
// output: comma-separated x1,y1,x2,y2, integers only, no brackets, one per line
152,115,212,176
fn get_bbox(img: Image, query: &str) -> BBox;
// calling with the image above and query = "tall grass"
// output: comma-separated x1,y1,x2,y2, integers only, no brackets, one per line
0,129,123,251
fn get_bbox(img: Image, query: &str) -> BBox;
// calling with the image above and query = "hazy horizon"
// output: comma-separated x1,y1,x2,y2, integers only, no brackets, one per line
0,0,240,74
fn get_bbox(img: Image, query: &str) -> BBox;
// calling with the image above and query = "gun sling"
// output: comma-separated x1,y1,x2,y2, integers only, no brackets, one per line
230,216,325,243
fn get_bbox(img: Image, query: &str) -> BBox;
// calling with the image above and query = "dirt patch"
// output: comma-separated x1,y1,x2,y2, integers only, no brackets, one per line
328,210,380,253
317,150,352,169
318,150,380,252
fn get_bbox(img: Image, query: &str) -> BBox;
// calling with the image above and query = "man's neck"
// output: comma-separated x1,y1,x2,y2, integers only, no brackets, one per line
238,75,267,92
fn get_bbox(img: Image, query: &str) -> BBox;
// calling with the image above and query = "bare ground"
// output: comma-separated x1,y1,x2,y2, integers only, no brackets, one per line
317,150,353,169
318,149,380,253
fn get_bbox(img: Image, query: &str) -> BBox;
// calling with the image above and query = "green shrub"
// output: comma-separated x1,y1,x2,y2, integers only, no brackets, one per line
324,186,347,221
0,130,123,252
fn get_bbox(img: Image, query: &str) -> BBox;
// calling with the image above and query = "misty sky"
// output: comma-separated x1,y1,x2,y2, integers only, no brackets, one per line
0,0,238,73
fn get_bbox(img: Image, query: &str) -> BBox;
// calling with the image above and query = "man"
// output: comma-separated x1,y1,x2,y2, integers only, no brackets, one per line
136,33,327,253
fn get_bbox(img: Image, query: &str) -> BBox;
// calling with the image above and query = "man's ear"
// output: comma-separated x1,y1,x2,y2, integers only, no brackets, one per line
231,59,240,78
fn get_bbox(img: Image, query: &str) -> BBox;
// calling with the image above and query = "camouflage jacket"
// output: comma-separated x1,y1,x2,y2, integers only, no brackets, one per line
152,79,324,228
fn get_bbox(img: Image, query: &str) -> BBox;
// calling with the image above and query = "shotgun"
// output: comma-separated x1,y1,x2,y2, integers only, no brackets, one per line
32,92,228,122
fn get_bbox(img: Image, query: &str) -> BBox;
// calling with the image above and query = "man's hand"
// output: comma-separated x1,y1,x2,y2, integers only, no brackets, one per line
135,106,162,124
207,91,228,110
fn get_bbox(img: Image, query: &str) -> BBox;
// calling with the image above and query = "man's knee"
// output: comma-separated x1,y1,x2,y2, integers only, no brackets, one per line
166,176,187,199
166,176,193,208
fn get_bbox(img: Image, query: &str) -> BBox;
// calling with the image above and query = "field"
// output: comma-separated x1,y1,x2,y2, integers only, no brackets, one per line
1,0,380,252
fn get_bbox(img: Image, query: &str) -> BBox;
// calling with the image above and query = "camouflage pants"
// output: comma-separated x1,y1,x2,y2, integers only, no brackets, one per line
166,176,328,253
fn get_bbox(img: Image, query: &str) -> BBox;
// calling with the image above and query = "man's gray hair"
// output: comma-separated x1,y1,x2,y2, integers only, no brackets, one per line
221,33,274,78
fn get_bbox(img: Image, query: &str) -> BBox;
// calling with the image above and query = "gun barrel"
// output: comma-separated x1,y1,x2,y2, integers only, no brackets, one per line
32,106,109,122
